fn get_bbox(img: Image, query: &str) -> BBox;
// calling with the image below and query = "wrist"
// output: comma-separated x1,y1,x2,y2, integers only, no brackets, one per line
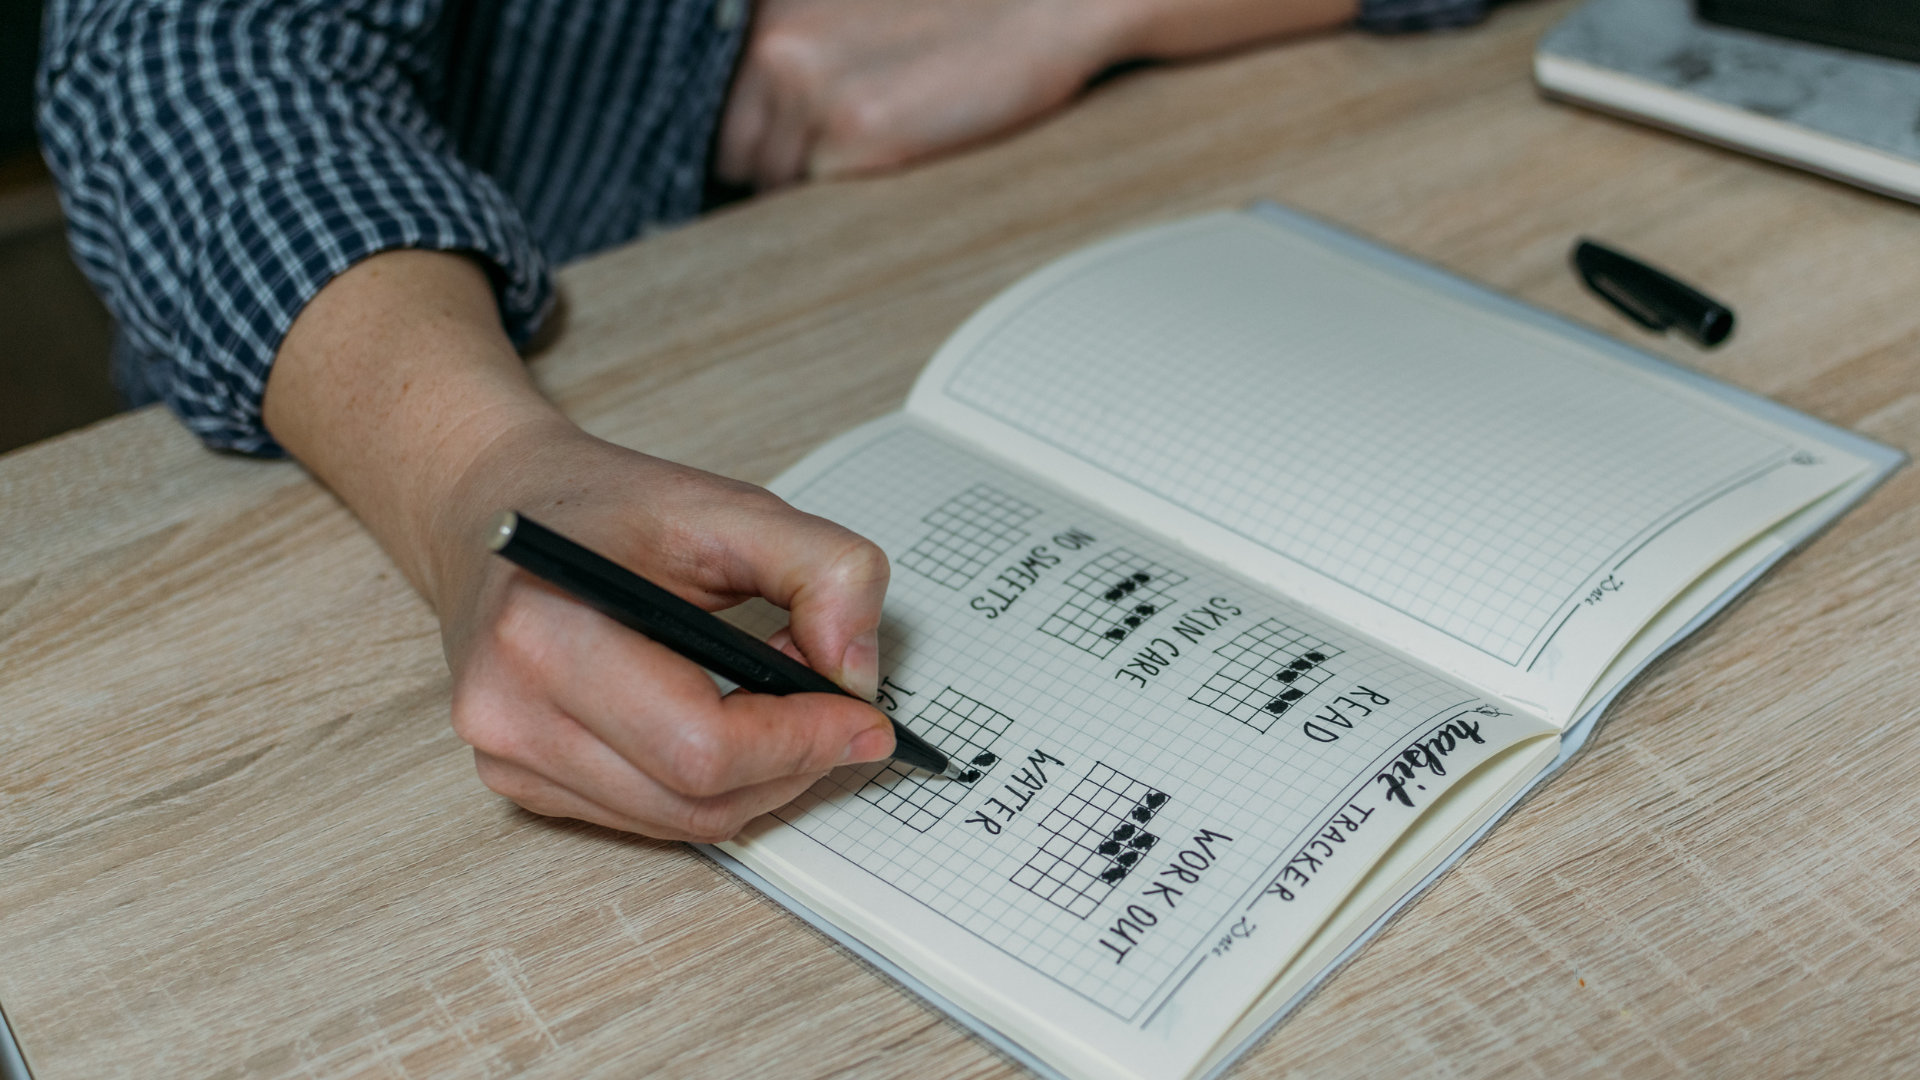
419,406,582,615
262,249,567,609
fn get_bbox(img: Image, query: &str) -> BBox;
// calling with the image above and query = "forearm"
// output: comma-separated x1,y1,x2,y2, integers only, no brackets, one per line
721,0,1366,187
259,249,895,841
261,250,565,610
1104,0,1361,59
261,246,889,688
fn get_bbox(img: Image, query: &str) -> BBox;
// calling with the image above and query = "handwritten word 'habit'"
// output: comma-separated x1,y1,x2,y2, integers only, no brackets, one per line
1370,707,1506,808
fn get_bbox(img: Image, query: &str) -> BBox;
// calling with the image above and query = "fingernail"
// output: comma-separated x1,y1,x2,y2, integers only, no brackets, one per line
841,725,894,764
840,630,879,701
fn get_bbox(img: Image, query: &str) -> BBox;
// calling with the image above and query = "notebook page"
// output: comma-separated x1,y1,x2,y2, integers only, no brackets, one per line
908,211,1869,723
1198,733,1561,1079
720,418,1557,1080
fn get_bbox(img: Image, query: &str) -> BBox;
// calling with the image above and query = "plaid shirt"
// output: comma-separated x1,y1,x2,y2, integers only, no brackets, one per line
38,0,1485,457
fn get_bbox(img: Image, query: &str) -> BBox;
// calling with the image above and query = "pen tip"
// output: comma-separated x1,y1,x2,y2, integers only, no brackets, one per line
487,511,519,552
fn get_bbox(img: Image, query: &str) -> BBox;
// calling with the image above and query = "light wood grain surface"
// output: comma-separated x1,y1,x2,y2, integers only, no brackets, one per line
5,2,1920,1076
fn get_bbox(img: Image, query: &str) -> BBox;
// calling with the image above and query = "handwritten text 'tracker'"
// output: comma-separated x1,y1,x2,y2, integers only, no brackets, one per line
1262,801,1374,902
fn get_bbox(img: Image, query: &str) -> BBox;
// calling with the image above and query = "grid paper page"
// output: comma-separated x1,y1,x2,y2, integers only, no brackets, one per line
1188,619,1343,734
854,688,1018,832
937,217,1808,667
897,484,1045,589
725,425,1554,1059
1036,549,1190,659
1009,763,1170,918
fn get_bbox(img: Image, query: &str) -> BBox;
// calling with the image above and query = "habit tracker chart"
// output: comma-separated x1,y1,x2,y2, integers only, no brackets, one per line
716,209,1878,1080
752,430,1528,1020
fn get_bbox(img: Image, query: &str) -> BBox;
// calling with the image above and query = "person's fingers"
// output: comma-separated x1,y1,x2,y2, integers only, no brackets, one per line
805,75,898,178
720,506,890,701
473,750,833,842
767,625,807,665
805,47,981,180
458,682,697,824
714,66,771,186
753,84,815,189
497,581,893,795
473,749,656,833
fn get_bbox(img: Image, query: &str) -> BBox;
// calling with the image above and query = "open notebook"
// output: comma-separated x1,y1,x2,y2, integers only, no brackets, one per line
704,205,1904,1080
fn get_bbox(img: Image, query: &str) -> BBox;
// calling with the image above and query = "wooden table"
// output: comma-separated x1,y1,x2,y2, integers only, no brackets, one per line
5,2,1919,1075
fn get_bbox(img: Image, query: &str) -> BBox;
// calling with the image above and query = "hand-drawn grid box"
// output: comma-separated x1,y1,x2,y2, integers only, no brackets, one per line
1189,617,1344,733
896,484,1044,589
855,687,1017,832
1009,763,1170,919
1037,549,1189,660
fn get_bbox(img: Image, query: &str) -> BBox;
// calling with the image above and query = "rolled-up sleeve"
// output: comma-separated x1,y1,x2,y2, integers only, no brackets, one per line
38,0,553,456
1357,0,1491,32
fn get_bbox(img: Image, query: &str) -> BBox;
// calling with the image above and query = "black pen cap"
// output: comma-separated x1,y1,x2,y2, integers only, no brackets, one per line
1573,239,1735,348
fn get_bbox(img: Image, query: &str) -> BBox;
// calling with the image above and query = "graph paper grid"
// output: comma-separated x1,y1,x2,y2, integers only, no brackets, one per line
856,688,1018,832
942,221,1794,663
897,484,1044,589
1009,763,1170,919
758,426,1540,1018
1190,618,1345,733
1037,549,1189,659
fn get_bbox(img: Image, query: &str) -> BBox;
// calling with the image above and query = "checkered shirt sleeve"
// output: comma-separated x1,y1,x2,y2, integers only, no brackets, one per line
36,0,1479,456
37,0,553,456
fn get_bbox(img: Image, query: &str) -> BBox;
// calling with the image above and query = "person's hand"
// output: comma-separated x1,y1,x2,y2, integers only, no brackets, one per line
716,0,1125,188
263,251,897,842
437,426,896,841
715,0,1362,190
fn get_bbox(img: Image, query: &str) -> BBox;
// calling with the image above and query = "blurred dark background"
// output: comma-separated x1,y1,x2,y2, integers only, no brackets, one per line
0,0,119,456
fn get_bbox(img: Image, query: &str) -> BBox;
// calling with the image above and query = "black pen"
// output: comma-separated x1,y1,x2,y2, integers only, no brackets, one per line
1573,239,1735,348
487,511,966,780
